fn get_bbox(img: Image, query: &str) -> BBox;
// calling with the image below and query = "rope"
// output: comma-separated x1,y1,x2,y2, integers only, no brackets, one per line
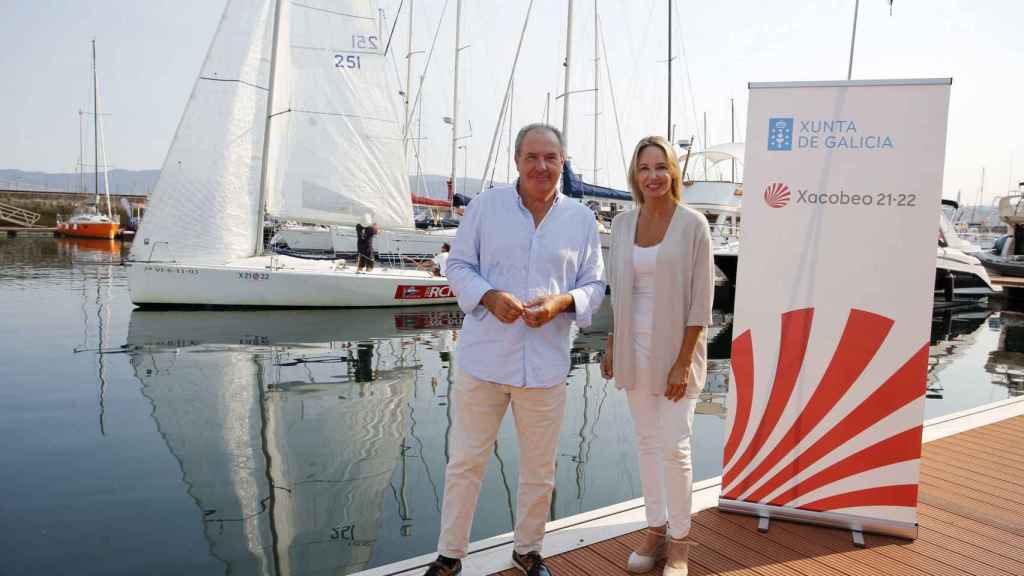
478,0,536,195
597,12,628,177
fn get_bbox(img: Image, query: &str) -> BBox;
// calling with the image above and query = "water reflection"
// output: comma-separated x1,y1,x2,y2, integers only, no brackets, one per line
986,311,1024,396
62,240,120,436
127,308,462,574
927,307,990,399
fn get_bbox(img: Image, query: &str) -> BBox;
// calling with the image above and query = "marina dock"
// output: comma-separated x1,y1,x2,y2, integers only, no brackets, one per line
1,226,57,238
358,397,1024,576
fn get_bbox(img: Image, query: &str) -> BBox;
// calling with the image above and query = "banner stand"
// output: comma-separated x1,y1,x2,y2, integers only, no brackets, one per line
720,78,951,549
718,498,918,545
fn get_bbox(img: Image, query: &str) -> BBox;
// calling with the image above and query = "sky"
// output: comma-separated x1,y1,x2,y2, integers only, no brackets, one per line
2,0,1023,204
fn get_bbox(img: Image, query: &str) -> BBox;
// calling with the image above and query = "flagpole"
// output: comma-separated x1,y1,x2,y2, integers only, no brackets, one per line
847,0,860,80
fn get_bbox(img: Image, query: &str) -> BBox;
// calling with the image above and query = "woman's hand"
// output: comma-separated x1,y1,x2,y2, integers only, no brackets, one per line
600,334,614,379
665,361,690,402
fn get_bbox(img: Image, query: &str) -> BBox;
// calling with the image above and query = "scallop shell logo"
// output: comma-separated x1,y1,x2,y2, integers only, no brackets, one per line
763,182,791,208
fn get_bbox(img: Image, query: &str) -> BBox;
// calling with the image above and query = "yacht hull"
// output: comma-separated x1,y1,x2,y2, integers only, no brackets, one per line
975,251,1024,278
711,250,994,300
56,221,119,239
128,255,456,308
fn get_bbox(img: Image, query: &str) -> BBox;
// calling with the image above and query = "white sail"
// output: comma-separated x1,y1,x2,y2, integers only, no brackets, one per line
265,0,413,230
131,0,276,262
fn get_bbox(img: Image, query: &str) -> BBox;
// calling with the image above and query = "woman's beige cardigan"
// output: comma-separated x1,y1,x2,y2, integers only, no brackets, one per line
608,204,714,398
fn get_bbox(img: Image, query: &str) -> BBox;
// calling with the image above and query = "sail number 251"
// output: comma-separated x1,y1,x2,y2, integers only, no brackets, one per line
335,35,378,70
334,54,361,69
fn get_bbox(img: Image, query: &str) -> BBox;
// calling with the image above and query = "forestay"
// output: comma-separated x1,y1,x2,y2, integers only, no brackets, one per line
265,0,412,230
131,0,276,263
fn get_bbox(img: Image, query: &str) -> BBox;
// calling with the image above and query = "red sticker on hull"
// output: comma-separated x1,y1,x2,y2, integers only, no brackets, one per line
394,284,454,300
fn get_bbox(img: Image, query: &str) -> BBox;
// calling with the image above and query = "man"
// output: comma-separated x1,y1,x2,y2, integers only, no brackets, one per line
432,243,451,276
355,213,378,273
417,243,451,277
424,124,605,576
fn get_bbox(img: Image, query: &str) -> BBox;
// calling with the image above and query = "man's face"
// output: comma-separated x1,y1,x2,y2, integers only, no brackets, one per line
515,129,563,198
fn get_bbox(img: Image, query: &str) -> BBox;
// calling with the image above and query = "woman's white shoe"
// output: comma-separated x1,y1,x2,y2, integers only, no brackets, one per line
627,526,666,573
662,537,695,576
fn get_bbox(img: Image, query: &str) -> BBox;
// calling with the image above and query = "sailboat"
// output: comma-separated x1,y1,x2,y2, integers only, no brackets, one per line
127,0,454,308
57,40,121,240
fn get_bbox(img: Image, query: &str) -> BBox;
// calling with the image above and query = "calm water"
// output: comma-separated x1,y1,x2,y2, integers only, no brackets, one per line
1,236,1021,575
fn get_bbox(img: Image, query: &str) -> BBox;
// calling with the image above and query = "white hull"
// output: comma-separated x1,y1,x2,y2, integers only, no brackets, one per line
128,255,456,308
936,247,998,296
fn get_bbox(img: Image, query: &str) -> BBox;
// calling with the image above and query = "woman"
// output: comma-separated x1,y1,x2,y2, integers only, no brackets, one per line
601,136,713,575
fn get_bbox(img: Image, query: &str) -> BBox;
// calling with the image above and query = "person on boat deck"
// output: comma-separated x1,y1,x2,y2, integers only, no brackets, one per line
601,135,713,576
424,123,605,576
417,243,451,276
432,243,451,276
355,213,378,273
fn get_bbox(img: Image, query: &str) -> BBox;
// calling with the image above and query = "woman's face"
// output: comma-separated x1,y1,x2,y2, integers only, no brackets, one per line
636,145,672,202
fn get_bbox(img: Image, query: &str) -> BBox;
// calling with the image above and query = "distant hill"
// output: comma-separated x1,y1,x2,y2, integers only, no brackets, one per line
410,174,505,200
0,168,502,200
0,169,160,195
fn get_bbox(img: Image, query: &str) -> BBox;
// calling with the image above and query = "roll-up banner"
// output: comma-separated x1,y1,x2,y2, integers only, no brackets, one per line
720,79,952,539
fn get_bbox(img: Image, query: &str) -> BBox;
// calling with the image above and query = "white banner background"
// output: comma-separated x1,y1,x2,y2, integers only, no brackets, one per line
722,79,951,533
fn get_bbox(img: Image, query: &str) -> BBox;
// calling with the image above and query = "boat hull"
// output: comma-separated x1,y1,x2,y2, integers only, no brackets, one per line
711,249,995,301
56,221,120,239
976,251,1024,278
128,256,457,308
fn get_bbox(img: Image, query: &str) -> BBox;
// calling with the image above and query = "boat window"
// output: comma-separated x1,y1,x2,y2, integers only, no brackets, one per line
993,235,1008,255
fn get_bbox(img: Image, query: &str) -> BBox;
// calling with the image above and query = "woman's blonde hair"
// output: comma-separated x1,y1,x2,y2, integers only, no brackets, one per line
627,135,682,206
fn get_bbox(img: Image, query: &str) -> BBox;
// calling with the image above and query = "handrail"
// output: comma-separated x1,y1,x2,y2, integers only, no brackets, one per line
0,201,42,227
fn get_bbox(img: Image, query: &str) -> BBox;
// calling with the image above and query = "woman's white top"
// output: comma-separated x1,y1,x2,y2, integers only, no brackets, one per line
632,243,660,357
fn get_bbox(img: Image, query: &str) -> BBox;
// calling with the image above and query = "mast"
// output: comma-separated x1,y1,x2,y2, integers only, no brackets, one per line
847,0,860,80
92,40,99,205
450,0,462,205
703,112,708,178
730,97,735,182
562,0,574,150
507,78,513,182
593,0,599,184
255,0,286,255
78,109,86,194
667,0,672,140
403,0,414,158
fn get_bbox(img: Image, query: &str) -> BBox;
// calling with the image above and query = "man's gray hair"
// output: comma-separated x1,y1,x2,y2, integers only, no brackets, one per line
514,123,566,158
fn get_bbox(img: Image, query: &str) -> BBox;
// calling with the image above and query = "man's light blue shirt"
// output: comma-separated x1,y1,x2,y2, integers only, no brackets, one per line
447,184,606,388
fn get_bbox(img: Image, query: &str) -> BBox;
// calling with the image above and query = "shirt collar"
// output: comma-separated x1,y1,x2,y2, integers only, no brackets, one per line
513,179,563,212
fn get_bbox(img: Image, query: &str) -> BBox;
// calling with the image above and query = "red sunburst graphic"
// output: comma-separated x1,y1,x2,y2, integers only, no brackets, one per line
763,182,791,208
722,308,928,512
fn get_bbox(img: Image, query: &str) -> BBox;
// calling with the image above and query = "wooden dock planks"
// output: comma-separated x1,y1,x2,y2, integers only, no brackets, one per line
487,415,1024,576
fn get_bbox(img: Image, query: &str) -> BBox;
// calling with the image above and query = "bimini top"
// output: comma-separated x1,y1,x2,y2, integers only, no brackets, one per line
681,142,745,183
